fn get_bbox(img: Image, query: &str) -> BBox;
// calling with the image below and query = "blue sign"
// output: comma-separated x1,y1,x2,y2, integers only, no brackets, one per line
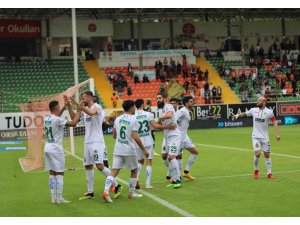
284,116,299,125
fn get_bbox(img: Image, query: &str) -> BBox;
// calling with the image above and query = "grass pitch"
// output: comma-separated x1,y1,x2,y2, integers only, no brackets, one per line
0,125,299,217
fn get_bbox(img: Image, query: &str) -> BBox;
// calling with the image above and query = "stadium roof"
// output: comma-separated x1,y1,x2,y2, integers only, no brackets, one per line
1,8,300,22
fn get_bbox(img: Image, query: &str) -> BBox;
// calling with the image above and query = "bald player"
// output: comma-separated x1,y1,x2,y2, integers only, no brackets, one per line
232,97,280,179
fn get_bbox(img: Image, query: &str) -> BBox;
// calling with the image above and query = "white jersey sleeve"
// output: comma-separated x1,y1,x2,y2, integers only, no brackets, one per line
245,108,254,117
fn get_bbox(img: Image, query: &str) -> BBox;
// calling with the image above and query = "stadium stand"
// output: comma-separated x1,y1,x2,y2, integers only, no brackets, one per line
0,59,104,113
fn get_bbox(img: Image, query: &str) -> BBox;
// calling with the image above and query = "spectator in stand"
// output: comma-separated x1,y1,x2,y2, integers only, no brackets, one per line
231,69,236,83
111,93,118,108
128,63,133,78
176,61,182,75
216,85,222,102
127,86,132,96
249,45,255,58
118,86,123,95
142,74,150,83
163,57,168,72
183,81,189,92
200,87,205,97
108,72,115,83
170,58,176,74
134,74,140,85
256,87,262,98
249,57,255,68
205,48,211,59
282,87,287,98
204,90,210,104
204,69,209,82
295,87,300,98
190,65,196,78
272,41,278,52
211,85,217,103
264,87,271,101
122,79,128,89
159,67,165,82
159,85,167,98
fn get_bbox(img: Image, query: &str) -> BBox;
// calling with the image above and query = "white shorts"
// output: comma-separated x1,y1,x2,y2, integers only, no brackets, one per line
180,135,195,150
252,137,271,153
112,154,138,170
165,135,182,156
84,142,106,165
44,144,65,172
136,145,154,161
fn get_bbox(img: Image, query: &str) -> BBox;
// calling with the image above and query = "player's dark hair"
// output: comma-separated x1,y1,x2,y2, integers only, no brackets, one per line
93,96,99,103
49,100,59,112
183,96,193,106
169,98,179,103
81,90,94,97
122,100,135,112
135,99,144,109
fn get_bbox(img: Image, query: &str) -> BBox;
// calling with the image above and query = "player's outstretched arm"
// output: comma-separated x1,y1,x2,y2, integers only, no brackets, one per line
232,112,246,121
150,121,176,130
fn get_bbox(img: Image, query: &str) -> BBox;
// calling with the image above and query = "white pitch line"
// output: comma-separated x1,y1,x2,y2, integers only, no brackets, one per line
195,143,300,159
73,154,195,217
150,169,300,185
116,177,195,217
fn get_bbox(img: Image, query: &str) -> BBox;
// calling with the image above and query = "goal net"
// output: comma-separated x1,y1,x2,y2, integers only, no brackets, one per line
18,79,94,172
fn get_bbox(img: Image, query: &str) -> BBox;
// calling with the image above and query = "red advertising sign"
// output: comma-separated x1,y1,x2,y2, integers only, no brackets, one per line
0,20,41,38
279,102,300,116
88,23,97,32
182,23,195,34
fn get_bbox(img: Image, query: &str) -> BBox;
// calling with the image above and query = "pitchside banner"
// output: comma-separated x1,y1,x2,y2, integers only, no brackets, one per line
0,19,41,38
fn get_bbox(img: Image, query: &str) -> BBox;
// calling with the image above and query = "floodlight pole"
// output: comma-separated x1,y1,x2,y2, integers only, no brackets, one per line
240,17,246,67
70,8,79,156
138,14,143,70
72,8,79,98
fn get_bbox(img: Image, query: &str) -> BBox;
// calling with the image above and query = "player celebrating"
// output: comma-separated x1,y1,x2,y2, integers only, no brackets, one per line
134,99,176,189
176,96,199,180
68,91,121,200
232,97,281,179
157,94,182,188
44,96,81,204
102,100,148,203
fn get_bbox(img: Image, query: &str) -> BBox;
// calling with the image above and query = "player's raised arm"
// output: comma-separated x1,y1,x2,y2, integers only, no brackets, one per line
66,104,82,127
67,96,78,119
